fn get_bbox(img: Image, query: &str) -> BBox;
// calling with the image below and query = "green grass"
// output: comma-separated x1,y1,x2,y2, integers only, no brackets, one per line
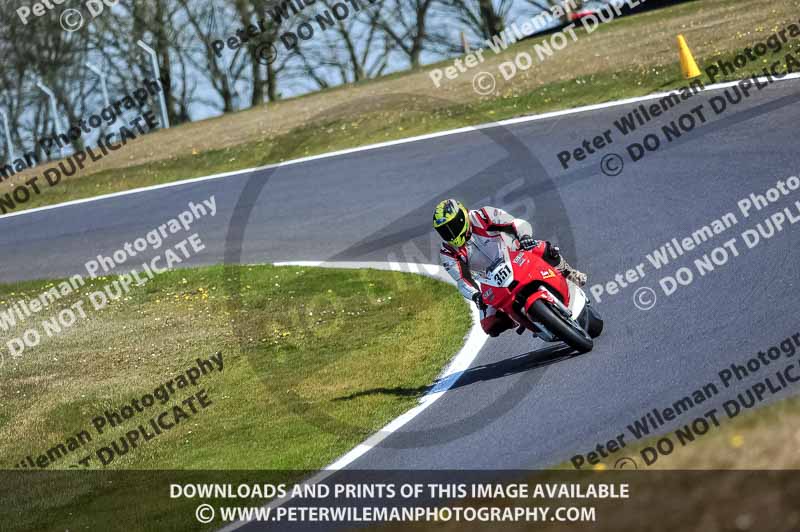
0,264,471,531
553,385,800,471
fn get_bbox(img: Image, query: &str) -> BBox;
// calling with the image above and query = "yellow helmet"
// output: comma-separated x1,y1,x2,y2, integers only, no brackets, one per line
433,199,471,247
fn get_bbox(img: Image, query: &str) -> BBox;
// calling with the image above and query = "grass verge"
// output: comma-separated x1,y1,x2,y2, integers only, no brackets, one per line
566,393,800,470
0,264,471,531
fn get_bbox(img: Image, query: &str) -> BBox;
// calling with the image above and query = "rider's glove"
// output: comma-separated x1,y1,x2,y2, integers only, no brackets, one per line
472,292,487,311
518,236,538,250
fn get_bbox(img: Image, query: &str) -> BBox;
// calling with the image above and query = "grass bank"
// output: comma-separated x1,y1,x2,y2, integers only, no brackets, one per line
2,0,799,213
561,392,800,470
0,264,471,530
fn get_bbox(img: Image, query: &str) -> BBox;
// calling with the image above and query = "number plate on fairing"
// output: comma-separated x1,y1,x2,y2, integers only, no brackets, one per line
487,260,513,287
474,242,516,288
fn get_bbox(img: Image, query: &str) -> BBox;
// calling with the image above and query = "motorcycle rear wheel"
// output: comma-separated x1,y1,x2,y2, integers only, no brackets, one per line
586,304,604,338
529,299,593,354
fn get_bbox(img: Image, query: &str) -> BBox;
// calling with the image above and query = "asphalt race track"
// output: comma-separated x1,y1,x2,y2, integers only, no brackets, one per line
2,77,800,475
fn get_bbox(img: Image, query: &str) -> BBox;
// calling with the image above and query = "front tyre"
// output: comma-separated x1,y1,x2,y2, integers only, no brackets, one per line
529,299,593,353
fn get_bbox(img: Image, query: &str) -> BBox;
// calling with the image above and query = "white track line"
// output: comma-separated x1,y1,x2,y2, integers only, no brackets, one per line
217,261,486,532
8,73,794,530
272,260,485,468
3,73,799,222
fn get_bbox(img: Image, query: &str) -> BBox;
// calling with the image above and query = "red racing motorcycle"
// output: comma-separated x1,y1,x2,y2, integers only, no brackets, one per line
475,240,603,353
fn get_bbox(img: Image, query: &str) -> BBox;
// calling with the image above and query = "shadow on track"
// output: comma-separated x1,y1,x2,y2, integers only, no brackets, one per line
444,343,577,392
333,343,580,402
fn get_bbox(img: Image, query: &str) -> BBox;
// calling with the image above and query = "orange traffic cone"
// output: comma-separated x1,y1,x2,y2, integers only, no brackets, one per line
677,34,701,79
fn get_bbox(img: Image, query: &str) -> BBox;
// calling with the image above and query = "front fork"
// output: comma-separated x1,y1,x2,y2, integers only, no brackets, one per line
509,283,573,338
535,287,572,319
521,287,574,341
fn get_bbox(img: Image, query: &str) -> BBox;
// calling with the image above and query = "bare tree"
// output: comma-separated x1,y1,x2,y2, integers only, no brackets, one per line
231,0,287,105
98,0,192,125
367,0,451,68
0,7,92,162
0,0,598,148
445,0,514,40
175,0,239,112
285,0,394,89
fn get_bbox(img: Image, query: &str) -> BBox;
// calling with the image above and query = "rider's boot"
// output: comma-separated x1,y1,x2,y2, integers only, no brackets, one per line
556,257,587,287
547,245,587,287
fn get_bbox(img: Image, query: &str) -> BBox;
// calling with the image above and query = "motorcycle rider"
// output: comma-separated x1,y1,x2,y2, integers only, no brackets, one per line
433,199,587,337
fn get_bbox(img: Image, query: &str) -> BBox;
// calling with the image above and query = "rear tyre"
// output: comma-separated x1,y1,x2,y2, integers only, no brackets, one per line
586,305,604,339
529,299,593,353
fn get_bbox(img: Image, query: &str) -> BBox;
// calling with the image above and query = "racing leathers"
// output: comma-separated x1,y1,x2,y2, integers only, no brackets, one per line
438,206,583,337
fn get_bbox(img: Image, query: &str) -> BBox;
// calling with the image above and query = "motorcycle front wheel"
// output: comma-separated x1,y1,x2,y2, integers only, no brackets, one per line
529,299,593,354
